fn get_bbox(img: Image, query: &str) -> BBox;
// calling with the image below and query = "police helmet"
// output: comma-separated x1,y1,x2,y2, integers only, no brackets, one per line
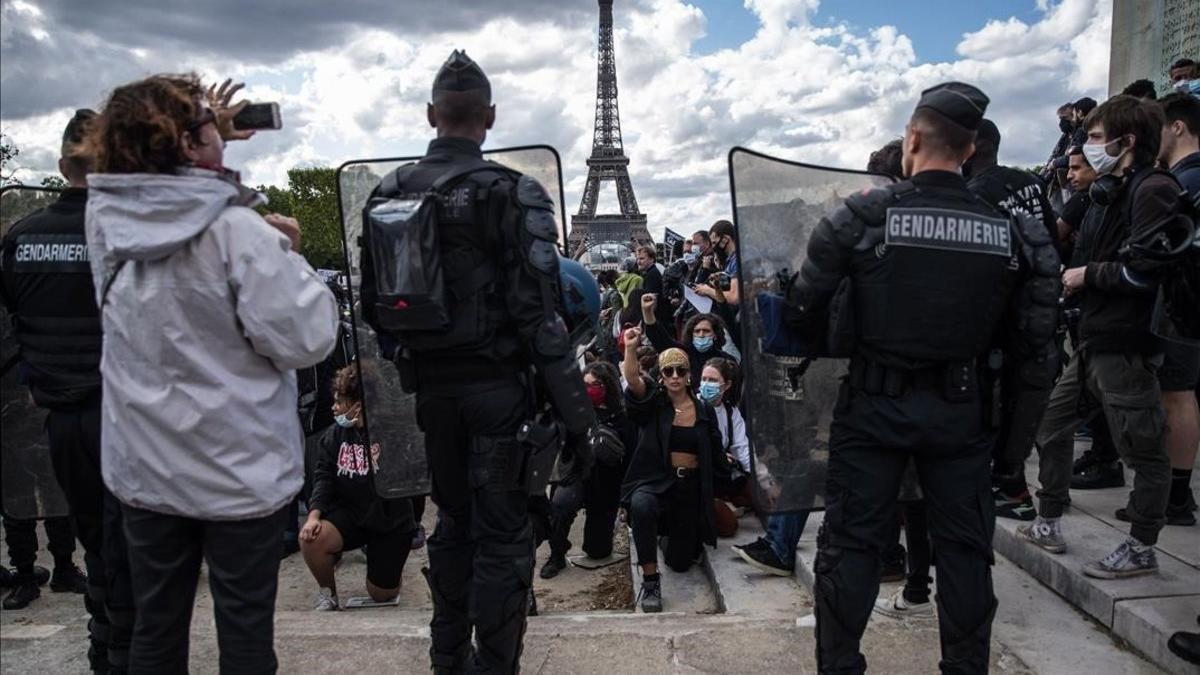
558,256,601,347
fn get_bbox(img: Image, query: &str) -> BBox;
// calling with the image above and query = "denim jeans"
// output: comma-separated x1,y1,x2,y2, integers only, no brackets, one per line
766,510,811,567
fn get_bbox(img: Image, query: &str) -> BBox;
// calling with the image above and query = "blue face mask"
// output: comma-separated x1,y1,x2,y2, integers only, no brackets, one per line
693,335,715,352
335,411,358,428
698,381,722,403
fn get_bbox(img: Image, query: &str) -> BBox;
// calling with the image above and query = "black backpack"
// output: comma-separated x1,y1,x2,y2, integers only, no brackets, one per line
362,160,512,352
1119,169,1200,344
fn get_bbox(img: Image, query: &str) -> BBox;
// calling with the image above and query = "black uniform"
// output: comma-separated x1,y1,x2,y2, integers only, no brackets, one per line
0,187,134,673
785,83,1060,675
361,137,594,672
967,164,1057,245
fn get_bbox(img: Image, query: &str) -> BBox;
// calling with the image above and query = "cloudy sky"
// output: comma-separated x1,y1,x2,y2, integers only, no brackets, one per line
1,0,1112,239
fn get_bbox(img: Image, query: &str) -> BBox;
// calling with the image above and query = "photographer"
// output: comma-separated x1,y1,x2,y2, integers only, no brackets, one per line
640,292,737,383
693,220,741,350
83,74,338,672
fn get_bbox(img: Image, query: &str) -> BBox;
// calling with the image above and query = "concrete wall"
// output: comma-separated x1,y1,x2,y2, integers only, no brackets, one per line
1110,0,1200,96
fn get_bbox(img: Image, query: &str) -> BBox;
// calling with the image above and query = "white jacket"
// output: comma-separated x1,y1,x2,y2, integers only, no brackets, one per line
86,170,338,520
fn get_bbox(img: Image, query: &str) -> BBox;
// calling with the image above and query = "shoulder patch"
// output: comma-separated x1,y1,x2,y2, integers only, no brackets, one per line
884,207,1012,257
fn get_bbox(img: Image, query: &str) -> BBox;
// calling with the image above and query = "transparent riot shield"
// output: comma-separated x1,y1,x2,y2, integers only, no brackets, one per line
728,148,894,514
335,146,566,499
1,185,71,519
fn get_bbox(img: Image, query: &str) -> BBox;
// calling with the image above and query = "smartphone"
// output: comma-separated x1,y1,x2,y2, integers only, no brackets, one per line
232,102,281,131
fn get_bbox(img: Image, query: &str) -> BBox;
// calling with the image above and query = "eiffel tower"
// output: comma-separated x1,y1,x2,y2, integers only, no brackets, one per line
568,0,652,259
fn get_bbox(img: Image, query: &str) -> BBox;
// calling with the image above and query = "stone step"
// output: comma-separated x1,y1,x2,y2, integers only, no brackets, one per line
627,527,721,615
991,453,1200,675
705,515,812,618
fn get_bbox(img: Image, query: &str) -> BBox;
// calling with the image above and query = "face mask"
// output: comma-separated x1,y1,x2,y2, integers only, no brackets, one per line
693,335,715,352
1082,138,1126,176
683,251,698,264
586,383,607,408
1058,118,1073,134
698,381,722,403
335,411,358,428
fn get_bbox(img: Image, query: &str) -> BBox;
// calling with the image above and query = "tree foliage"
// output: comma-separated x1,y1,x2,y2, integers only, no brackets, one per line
1,134,21,187
256,166,344,270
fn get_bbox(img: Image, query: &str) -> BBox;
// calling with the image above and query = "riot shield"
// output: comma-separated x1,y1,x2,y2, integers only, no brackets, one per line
728,148,894,514
1,185,70,520
335,146,566,499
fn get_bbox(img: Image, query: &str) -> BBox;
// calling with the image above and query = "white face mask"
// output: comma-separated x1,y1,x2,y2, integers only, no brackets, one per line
1082,138,1126,176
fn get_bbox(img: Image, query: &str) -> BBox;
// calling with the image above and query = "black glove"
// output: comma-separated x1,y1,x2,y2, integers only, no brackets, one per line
557,429,595,487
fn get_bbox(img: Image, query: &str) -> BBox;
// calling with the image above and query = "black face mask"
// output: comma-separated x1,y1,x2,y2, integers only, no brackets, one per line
1059,118,1074,134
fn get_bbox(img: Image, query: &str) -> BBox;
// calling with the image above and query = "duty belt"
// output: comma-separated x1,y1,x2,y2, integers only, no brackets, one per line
848,356,978,401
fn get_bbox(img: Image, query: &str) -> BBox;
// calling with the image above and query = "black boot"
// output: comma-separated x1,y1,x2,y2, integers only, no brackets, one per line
1168,630,1200,665
639,573,662,613
3,576,41,610
50,562,88,593
539,554,567,579
1071,460,1125,490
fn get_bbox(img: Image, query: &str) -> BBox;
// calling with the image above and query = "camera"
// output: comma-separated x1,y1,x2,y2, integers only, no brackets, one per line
662,258,690,305
709,272,732,292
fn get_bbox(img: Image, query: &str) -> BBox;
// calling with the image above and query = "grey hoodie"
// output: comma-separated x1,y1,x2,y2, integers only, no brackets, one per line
86,170,338,520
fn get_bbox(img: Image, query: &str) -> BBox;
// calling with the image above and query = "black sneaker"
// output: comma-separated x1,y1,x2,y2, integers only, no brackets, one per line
733,539,794,576
1071,461,1125,490
2,580,41,610
1117,505,1197,527
638,575,663,613
50,563,87,594
993,486,1037,521
539,554,566,580
731,537,771,556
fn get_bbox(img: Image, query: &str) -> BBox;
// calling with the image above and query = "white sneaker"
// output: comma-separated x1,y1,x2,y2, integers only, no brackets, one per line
314,587,339,611
873,587,933,619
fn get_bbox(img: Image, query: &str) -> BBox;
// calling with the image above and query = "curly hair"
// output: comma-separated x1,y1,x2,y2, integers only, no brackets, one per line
583,361,624,412
81,73,209,174
331,364,361,404
683,312,729,351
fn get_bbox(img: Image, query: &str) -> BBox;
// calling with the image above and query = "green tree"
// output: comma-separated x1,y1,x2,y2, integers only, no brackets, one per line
256,167,343,270
41,175,67,189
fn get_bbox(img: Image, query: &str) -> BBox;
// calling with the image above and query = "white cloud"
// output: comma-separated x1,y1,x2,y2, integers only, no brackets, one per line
1,0,1114,240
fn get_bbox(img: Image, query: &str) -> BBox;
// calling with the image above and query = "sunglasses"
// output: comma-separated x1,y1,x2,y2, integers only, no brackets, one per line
661,366,688,379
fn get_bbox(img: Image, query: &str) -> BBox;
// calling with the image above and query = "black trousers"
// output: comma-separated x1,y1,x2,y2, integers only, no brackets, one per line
901,500,933,604
548,461,623,560
628,474,702,573
122,504,286,675
47,403,136,674
815,386,996,675
3,515,74,570
417,378,533,675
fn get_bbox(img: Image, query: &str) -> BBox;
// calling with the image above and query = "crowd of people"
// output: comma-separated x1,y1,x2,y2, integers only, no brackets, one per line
0,47,1198,675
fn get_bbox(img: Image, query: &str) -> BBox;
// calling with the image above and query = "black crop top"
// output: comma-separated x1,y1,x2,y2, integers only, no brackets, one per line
669,424,701,455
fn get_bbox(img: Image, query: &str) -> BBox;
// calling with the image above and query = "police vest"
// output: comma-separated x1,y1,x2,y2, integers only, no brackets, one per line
853,189,1020,364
